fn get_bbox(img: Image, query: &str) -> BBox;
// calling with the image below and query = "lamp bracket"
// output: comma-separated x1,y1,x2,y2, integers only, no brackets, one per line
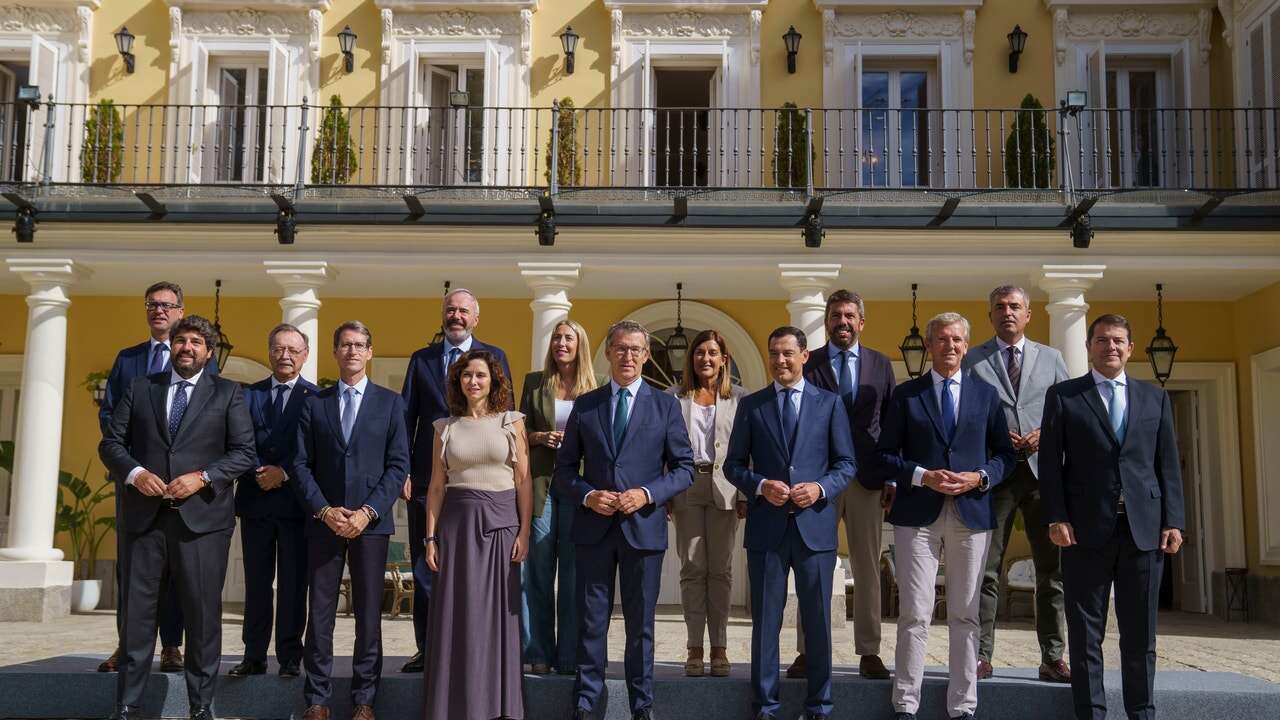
134,191,167,219
1064,196,1098,225
928,196,961,227
2,192,34,212
403,194,426,219
1190,194,1225,223
269,193,296,214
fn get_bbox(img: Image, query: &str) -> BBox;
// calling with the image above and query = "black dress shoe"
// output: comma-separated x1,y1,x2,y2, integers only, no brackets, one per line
632,710,654,720
227,659,266,677
400,650,424,673
107,705,135,720
805,714,829,720
190,705,215,720
893,713,917,720
950,714,976,720
278,659,301,677
569,710,590,720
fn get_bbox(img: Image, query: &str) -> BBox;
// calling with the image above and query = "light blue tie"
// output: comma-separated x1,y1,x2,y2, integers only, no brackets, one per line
1107,379,1126,443
341,386,359,443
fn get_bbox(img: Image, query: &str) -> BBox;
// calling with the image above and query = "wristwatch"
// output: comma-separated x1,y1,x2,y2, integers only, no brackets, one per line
200,471,211,488
977,469,991,492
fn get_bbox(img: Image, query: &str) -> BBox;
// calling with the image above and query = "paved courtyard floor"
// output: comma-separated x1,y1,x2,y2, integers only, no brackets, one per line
3,607,1278,684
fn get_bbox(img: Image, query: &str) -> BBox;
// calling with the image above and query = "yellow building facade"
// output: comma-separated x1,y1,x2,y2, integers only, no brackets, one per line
0,0,1277,621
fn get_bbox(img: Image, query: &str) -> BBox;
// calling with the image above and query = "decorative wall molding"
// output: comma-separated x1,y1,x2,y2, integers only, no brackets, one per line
749,9,761,65
182,8,309,36
611,8,623,67
74,4,90,61
1054,7,1068,64
823,9,835,66
620,10,749,37
520,8,532,65
1052,6,1217,66
390,10,520,37
308,8,321,59
827,10,964,39
380,8,392,69
0,6,77,34
962,8,976,65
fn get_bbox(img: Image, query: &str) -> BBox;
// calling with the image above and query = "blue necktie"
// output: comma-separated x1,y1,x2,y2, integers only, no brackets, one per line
169,380,190,439
270,384,286,426
613,387,631,447
940,378,956,441
780,387,798,452
341,387,359,443
1107,379,1127,443
837,350,855,404
148,343,166,375
446,347,461,378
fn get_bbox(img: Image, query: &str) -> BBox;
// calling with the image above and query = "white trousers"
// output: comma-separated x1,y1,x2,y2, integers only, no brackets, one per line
892,498,990,717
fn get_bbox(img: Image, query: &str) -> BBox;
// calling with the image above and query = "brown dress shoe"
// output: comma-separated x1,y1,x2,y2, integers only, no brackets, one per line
351,704,375,720
709,647,730,677
97,647,122,673
159,646,183,673
1039,658,1072,683
858,654,891,680
301,705,330,720
976,658,993,680
785,653,806,679
684,647,704,677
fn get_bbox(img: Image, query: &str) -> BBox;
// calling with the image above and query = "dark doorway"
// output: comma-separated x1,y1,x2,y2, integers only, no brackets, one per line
654,68,715,187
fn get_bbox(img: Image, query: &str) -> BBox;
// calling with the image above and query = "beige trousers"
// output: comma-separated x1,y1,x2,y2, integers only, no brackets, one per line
672,495,739,648
797,481,885,656
892,498,990,718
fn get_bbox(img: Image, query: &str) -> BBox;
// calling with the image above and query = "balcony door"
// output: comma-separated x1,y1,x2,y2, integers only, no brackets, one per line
0,61,29,183
207,62,269,183
417,62,485,186
651,67,717,188
1244,5,1280,188
1105,61,1171,188
860,63,937,188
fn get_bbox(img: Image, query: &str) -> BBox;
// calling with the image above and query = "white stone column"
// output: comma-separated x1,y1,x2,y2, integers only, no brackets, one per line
519,262,581,372
1040,265,1106,377
0,259,82,621
779,263,842,348
265,261,331,383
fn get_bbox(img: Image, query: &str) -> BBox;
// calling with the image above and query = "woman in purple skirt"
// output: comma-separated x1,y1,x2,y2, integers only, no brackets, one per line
424,349,532,720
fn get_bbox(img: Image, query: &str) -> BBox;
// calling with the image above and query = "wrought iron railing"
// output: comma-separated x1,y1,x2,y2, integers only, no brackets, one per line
1,99,1276,194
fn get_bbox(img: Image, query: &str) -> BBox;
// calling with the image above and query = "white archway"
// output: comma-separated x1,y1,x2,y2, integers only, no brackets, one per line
220,356,271,385
592,300,767,391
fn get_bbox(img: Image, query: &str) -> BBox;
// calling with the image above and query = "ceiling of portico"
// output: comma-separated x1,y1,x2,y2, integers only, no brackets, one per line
2,224,1277,302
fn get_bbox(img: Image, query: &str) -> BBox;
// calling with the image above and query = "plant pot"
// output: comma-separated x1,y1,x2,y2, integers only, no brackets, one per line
71,579,102,613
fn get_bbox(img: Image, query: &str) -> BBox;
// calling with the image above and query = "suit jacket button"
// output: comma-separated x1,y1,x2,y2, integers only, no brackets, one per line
789,466,795,472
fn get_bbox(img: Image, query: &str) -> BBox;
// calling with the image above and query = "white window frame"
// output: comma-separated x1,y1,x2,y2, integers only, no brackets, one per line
858,59,942,188
415,58,488,186
1235,1,1280,187
1101,55,1174,188
206,58,270,183
645,52,727,188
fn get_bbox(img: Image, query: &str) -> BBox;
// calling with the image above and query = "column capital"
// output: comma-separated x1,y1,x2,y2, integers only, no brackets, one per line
1039,264,1105,294
519,261,582,292
778,263,842,292
264,260,332,288
7,258,88,288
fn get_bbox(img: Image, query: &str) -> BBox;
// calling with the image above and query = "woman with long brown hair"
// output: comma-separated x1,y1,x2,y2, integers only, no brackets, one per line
423,349,531,719
667,329,746,677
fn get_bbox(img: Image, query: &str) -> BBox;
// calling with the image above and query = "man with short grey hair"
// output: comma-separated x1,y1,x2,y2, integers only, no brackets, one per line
964,285,1072,683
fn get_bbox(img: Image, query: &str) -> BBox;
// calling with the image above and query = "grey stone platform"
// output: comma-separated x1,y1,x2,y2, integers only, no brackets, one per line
2,655,1279,720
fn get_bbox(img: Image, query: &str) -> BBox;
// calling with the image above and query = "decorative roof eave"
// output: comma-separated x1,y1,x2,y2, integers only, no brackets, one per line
375,0,538,9
604,0,768,10
167,0,330,10
812,0,981,9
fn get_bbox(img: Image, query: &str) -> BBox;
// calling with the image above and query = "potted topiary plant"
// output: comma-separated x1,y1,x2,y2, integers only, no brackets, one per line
772,102,812,189
1004,93,1056,189
81,99,125,183
544,97,582,187
311,95,359,185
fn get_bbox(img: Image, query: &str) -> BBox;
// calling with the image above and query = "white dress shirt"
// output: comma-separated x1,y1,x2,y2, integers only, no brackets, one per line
339,374,370,426
442,335,475,376
690,402,716,465
126,368,205,486
1091,368,1129,416
908,368,963,487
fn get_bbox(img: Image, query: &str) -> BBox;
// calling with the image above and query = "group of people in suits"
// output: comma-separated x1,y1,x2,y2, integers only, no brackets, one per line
95,279,1185,720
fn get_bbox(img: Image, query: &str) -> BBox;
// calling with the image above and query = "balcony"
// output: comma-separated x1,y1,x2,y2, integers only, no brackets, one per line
1,99,1277,229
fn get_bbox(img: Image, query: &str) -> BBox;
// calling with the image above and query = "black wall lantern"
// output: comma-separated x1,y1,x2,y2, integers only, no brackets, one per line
899,283,928,378
212,279,234,370
560,26,580,75
338,25,357,74
666,282,690,379
1007,25,1028,73
783,25,802,74
115,26,136,74
431,280,451,346
1146,283,1178,386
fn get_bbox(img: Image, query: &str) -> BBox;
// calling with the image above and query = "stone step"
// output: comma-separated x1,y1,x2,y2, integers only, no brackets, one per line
3,655,1278,720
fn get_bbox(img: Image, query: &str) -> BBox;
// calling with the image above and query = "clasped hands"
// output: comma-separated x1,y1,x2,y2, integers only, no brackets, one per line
1010,428,1041,454
585,488,650,516
323,506,371,539
759,480,822,508
920,469,981,495
132,470,205,500
254,465,287,491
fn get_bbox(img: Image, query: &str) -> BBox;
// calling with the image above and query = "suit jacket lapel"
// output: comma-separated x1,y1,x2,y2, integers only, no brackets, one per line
425,345,448,407
173,373,214,441
762,388,789,461
983,341,1017,403
150,377,170,445
1022,341,1042,387
271,383,308,440
537,374,556,434
791,385,821,458
325,387,349,450
1082,378,1121,446
616,382,650,454
597,389,617,458
956,371,980,439
917,378,947,444
813,346,838,391
1119,380,1142,449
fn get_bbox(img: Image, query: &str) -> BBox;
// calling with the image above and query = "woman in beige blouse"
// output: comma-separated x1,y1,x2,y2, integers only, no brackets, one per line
667,329,747,677
423,349,531,719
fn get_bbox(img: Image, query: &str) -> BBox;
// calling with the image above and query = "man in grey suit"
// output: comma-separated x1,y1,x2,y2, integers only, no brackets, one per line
962,285,1071,683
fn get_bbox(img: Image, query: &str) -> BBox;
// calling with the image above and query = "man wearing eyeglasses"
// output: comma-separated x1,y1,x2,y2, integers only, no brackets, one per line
97,281,220,674
228,324,317,679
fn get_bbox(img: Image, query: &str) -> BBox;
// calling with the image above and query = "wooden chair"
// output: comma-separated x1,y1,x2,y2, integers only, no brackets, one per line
385,540,414,618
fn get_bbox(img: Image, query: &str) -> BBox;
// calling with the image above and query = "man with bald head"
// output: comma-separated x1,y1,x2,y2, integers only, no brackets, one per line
399,288,512,672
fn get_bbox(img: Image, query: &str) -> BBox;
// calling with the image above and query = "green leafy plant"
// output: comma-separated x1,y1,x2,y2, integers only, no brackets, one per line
0,442,114,581
772,102,812,189
82,370,109,394
81,99,125,183
544,97,582,187
1004,94,1056,189
317,377,338,389
310,95,359,185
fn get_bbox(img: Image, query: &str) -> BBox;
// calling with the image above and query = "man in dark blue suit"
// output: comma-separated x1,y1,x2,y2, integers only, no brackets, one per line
553,320,693,720
398,288,511,673
98,281,219,675
877,312,1016,720
228,323,317,679
724,326,855,720
293,321,409,720
1039,314,1185,720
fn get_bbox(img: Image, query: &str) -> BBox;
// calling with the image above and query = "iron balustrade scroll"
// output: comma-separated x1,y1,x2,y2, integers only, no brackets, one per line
0,99,1276,194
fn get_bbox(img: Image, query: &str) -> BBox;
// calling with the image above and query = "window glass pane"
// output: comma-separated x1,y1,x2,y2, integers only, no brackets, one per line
1271,11,1280,106
1106,71,1120,184
216,68,247,182
465,68,485,183
1128,71,1159,185
900,72,927,186
861,72,888,186
254,68,268,183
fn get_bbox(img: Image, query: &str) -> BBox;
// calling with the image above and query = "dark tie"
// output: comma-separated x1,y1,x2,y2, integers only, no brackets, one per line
446,347,461,377
148,343,166,374
169,380,190,439
613,387,631,447
940,378,956,441
837,350,855,403
270,384,286,426
780,387,798,452
1006,346,1022,397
